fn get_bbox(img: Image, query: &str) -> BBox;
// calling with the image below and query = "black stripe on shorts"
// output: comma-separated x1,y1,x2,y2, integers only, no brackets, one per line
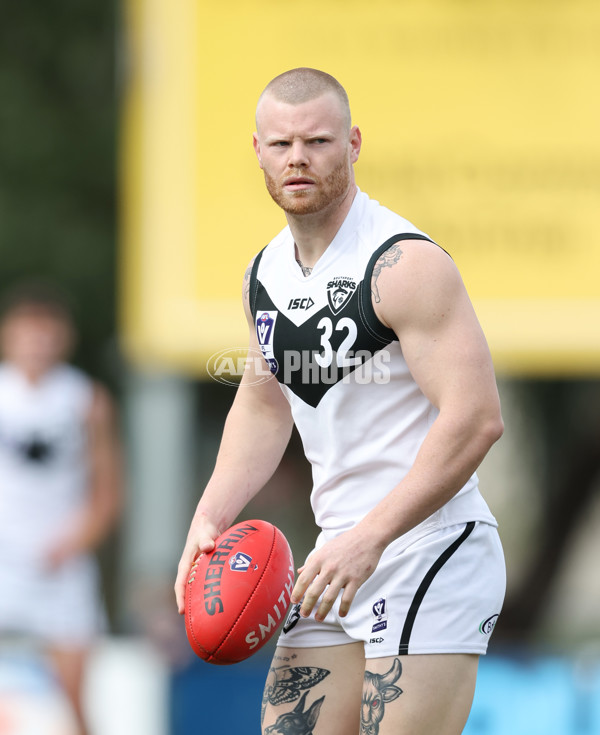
398,522,476,655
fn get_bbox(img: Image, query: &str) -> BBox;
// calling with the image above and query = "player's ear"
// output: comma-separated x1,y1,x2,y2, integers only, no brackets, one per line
349,125,362,164
253,133,263,169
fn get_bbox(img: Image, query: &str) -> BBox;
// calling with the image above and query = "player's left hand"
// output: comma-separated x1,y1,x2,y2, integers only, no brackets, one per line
290,525,386,622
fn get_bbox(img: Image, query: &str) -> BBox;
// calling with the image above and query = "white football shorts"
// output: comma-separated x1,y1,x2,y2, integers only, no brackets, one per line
0,553,106,648
278,521,506,658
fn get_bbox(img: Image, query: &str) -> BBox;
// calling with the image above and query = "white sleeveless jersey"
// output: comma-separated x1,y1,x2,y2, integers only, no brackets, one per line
0,363,94,565
250,190,497,550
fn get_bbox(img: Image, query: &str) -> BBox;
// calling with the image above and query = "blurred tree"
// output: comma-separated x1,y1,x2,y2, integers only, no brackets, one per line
0,0,117,385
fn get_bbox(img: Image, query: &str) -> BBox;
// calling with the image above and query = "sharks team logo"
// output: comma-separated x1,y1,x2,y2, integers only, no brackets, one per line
282,602,302,634
327,276,356,315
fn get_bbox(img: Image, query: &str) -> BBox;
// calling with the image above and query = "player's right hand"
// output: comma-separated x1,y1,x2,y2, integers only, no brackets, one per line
175,513,222,614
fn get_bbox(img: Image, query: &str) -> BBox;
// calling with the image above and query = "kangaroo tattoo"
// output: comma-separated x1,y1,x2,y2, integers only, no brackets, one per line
264,690,325,735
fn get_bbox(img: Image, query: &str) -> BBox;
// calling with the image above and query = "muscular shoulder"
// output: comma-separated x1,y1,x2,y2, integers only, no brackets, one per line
371,239,466,334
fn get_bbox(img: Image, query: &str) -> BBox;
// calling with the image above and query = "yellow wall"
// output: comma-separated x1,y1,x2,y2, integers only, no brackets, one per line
121,0,600,376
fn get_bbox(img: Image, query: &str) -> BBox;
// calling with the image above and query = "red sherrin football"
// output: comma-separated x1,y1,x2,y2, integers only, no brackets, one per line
184,519,294,665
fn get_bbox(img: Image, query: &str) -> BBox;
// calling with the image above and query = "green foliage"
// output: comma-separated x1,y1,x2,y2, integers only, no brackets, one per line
0,1,117,382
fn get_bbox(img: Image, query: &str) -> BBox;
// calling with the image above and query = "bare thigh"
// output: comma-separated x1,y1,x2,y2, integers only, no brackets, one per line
362,654,479,735
262,643,364,735
47,645,90,735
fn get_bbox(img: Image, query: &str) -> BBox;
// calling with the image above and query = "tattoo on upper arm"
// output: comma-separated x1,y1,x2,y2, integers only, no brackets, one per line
262,665,330,733
371,244,404,304
361,659,403,735
243,261,253,302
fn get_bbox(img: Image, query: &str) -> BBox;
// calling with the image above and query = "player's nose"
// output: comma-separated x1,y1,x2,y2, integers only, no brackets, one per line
288,141,309,167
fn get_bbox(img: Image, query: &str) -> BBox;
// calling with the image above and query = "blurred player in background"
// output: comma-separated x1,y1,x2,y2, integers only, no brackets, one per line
0,282,122,735
176,68,506,735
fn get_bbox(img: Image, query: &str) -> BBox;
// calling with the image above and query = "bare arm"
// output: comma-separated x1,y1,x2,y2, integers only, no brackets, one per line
47,383,123,567
293,240,503,621
174,261,294,612
364,239,503,539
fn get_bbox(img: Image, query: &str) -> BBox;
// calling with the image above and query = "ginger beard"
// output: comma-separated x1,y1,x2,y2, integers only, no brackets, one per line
263,156,352,216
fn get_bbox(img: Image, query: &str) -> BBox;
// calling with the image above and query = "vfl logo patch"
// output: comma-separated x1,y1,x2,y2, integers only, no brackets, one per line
371,597,388,633
229,552,255,572
327,276,356,315
479,614,499,635
257,311,276,346
255,311,279,374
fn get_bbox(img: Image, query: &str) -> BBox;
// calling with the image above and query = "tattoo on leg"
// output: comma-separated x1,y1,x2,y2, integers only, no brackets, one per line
371,244,404,303
264,691,325,735
361,659,403,735
262,665,330,731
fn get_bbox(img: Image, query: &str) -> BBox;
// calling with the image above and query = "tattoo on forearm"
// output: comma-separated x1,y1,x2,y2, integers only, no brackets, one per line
262,665,330,732
371,244,404,303
360,659,403,735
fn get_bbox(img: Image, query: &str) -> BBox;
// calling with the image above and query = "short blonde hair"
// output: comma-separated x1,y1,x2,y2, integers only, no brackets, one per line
257,67,351,130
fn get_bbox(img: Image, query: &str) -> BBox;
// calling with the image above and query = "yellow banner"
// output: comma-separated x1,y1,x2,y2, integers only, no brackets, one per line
121,0,600,376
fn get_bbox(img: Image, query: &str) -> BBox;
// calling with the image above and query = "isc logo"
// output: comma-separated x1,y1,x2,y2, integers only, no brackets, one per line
288,297,315,311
